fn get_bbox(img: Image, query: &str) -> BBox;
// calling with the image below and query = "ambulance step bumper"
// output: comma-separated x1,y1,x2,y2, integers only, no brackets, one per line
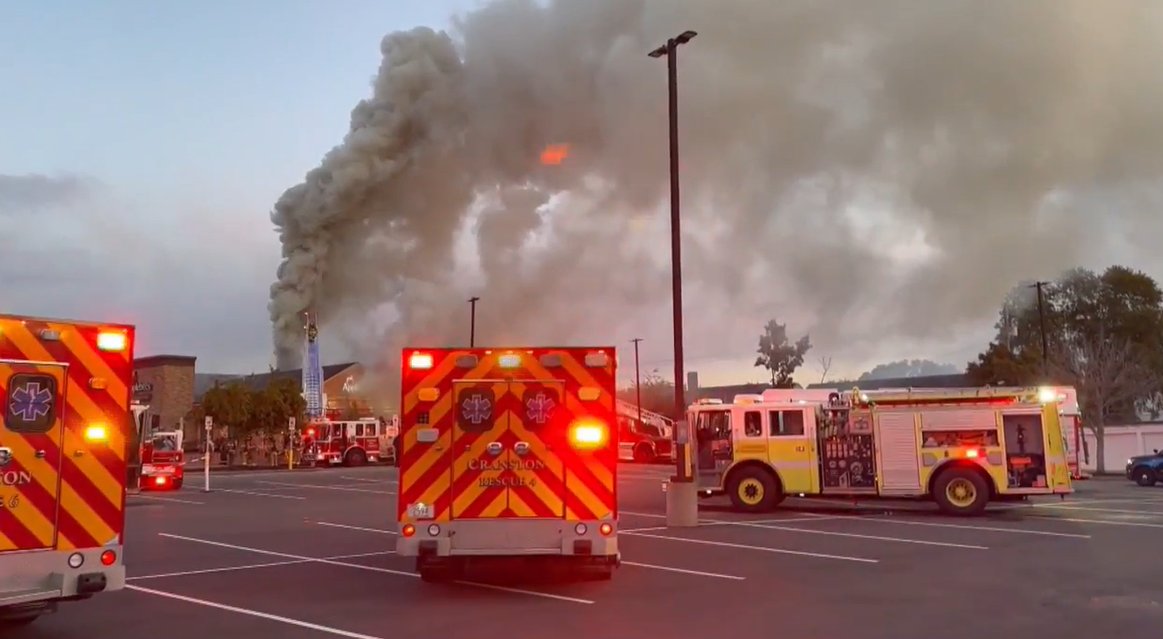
398,520,618,558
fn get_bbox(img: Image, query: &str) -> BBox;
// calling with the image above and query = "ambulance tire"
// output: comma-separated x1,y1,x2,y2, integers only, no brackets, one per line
590,564,614,581
727,466,780,513
933,467,990,516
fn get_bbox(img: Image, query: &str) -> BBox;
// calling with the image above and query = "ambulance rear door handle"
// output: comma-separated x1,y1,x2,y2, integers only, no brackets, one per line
35,450,46,459
486,442,503,456
513,442,530,456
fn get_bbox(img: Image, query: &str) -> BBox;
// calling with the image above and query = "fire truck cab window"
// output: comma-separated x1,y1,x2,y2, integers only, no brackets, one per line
697,410,731,440
153,435,177,451
770,410,805,436
743,411,762,437
355,424,365,437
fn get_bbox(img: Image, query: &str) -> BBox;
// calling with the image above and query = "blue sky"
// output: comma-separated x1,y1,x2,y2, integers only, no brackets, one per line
0,0,477,374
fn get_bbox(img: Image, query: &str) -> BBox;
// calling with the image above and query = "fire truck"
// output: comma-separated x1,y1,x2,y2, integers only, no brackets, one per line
0,314,132,626
396,347,620,582
140,429,184,490
690,386,1073,516
615,399,674,463
304,417,397,466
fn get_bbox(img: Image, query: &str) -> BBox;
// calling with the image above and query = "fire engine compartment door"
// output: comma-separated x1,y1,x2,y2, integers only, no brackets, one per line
0,360,67,552
450,378,567,519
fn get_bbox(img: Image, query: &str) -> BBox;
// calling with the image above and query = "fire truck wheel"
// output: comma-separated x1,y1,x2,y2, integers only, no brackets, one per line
933,467,990,516
345,448,367,467
173,477,183,490
727,467,779,512
632,443,655,464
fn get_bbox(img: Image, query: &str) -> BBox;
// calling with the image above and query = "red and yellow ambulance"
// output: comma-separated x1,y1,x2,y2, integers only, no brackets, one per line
396,347,620,581
0,314,133,626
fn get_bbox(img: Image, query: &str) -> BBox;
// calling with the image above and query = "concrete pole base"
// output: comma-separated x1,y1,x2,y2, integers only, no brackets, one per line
665,480,700,527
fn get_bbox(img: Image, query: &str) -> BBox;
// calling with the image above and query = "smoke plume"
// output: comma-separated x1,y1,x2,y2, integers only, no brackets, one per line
269,0,1163,396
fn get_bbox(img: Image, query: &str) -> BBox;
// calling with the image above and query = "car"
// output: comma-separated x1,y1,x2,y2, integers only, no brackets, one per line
1126,449,1163,486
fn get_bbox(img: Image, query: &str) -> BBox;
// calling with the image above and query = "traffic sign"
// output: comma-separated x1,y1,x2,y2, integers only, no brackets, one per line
204,416,213,430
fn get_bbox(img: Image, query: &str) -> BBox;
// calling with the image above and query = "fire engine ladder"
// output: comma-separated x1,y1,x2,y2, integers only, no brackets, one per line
851,386,1042,406
302,315,325,420
616,399,674,435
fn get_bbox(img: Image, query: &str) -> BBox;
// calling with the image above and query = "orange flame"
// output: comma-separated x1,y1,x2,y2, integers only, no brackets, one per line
540,144,570,165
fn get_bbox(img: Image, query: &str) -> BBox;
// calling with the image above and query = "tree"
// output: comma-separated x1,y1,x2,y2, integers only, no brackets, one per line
968,265,1163,470
1053,326,1161,473
617,370,678,420
817,355,832,384
754,319,811,388
199,382,252,435
858,359,959,381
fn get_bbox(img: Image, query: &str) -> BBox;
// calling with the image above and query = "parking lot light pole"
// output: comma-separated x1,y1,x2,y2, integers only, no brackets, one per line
469,296,480,348
649,29,699,528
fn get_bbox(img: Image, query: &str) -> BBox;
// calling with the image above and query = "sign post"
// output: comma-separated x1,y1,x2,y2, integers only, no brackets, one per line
203,416,213,493
288,417,297,471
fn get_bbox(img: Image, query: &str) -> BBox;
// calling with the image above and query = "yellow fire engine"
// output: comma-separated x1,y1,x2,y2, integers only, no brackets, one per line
690,386,1074,516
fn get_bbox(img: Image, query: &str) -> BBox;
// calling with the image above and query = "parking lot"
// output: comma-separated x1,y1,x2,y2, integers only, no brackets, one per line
11,464,1162,639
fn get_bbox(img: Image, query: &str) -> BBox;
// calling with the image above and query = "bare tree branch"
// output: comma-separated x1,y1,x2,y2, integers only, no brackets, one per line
817,355,832,384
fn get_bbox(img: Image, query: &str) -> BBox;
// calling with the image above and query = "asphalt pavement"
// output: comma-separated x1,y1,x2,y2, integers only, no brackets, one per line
8,464,1162,639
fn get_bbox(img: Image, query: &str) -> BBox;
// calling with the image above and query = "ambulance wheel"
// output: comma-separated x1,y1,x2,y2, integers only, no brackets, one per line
591,564,614,581
933,467,990,516
727,466,780,513
345,448,367,467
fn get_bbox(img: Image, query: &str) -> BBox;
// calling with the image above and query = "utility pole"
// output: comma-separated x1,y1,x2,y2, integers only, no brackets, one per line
1030,281,1050,374
649,29,698,527
468,296,480,348
631,338,644,426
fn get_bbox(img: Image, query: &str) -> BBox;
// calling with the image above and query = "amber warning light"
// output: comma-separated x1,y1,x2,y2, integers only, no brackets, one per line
568,418,608,450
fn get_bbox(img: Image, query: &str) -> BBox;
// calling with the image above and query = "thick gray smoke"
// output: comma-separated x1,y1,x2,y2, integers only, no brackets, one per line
269,0,1163,396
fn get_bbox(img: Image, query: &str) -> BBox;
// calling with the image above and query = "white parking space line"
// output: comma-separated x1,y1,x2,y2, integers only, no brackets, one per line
620,560,745,580
711,521,989,549
619,510,667,518
832,516,1093,539
1025,515,1163,529
340,476,397,485
128,551,395,581
622,531,879,563
1012,504,1163,517
130,494,205,505
316,521,398,535
158,533,593,605
216,488,307,500
256,480,394,495
126,584,385,639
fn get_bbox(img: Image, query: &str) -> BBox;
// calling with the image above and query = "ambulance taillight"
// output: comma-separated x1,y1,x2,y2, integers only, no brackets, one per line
568,418,608,450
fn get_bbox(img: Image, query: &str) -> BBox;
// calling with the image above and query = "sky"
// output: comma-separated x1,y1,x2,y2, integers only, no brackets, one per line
0,0,477,372
4,1,1162,392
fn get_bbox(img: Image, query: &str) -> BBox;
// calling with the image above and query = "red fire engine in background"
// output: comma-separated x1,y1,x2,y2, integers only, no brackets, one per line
140,429,185,490
302,416,399,466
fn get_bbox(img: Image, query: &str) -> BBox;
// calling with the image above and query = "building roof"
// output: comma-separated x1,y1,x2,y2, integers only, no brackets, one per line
135,354,197,368
193,362,360,400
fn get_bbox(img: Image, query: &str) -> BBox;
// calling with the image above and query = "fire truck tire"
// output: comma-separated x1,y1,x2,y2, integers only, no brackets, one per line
632,443,655,464
345,448,367,467
727,466,780,512
173,477,184,490
933,467,990,516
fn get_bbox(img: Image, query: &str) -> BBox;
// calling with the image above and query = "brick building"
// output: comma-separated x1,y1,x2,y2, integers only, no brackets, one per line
133,354,197,443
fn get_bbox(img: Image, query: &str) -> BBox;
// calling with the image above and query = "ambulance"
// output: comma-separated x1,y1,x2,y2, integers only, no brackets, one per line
0,314,133,626
396,347,620,582
690,386,1073,516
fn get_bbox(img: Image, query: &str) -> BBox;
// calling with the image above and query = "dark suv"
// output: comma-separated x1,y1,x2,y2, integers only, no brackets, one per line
1126,449,1163,486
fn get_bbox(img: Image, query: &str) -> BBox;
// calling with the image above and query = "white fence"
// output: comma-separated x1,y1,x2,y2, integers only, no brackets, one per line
1079,423,1163,473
